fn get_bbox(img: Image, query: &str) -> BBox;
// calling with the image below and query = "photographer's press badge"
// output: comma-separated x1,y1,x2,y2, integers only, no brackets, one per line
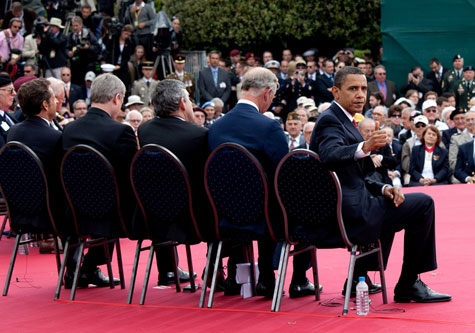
50,50,55,58
1,121,10,131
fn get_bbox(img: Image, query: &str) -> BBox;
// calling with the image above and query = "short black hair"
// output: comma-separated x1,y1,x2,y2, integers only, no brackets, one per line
334,66,364,89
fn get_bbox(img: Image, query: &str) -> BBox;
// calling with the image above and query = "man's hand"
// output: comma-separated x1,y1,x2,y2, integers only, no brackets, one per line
370,154,382,168
388,171,397,180
467,176,475,184
138,22,146,29
384,186,404,207
362,121,387,153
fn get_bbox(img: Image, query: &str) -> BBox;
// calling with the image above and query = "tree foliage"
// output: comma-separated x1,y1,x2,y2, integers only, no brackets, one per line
163,0,380,55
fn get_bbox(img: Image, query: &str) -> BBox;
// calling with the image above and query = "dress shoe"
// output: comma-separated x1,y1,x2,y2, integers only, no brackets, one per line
256,280,275,298
202,268,225,292
394,279,452,303
39,240,56,254
81,268,120,288
224,277,241,296
342,275,382,297
289,279,320,299
158,267,197,286
64,271,84,289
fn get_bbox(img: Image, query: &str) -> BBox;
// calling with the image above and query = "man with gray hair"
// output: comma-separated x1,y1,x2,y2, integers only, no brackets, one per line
62,73,137,289
208,67,317,299
138,79,207,286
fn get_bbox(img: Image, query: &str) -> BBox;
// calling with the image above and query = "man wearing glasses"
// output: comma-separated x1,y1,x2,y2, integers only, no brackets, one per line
366,65,397,108
422,99,448,132
0,74,17,147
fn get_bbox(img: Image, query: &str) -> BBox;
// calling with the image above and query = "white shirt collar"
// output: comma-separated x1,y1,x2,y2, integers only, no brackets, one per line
237,99,259,113
334,101,355,123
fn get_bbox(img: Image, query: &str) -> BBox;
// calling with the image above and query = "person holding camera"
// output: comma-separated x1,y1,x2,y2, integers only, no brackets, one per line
36,17,68,79
0,18,24,76
400,66,435,108
66,16,101,86
124,0,156,57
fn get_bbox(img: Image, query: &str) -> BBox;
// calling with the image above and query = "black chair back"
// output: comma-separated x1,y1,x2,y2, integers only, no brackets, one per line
275,149,346,248
130,144,202,243
204,143,273,241
61,144,126,238
0,141,59,235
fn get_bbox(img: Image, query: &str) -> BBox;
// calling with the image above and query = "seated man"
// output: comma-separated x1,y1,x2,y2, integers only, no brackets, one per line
454,138,475,183
62,73,137,288
449,110,475,183
310,66,451,303
208,67,316,299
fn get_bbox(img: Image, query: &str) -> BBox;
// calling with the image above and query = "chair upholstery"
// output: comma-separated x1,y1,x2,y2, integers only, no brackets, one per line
0,142,61,296
200,143,269,308
56,144,125,301
128,144,201,305
273,149,387,314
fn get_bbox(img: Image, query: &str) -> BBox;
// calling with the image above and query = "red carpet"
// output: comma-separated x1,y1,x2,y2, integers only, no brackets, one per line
0,184,474,332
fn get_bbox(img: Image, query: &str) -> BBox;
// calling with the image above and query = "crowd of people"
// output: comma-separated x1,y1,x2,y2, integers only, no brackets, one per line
0,1,457,304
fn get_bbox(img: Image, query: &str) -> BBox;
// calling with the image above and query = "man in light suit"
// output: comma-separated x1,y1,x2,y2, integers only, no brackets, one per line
285,112,305,150
131,61,159,106
198,50,231,110
209,67,316,299
310,66,451,303
366,65,398,109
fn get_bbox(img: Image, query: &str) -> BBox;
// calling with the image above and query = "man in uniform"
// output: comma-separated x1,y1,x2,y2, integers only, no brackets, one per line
166,54,195,99
442,54,464,93
0,74,17,147
454,66,475,110
131,61,159,106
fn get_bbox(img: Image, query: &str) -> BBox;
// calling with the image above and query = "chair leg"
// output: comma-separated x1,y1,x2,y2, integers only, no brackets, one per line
207,240,223,308
343,245,358,315
247,242,256,297
127,240,143,304
274,242,290,313
377,240,388,304
185,244,196,292
70,241,85,301
53,237,61,274
171,245,181,293
271,242,287,312
55,238,70,300
3,234,21,296
115,239,125,289
0,215,8,241
199,242,213,308
310,246,320,301
139,243,155,305
103,240,115,289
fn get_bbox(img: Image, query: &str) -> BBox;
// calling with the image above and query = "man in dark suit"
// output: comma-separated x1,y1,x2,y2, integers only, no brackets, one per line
198,50,231,110
442,108,466,148
366,65,398,109
296,121,315,149
310,66,451,303
1,2,37,36
426,58,448,96
0,74,17,147
315,58,335,104
138,79,207,286
209,67,317,299
38,17,68,79
400,66,435,98
61,67,83,110
454,140,475,183
62,73,137,288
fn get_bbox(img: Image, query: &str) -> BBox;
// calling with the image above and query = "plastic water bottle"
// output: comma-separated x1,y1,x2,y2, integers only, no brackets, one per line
356,276,369,315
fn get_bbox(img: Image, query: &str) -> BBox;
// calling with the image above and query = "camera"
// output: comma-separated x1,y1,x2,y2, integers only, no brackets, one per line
297,70,304,76
32,19,48,39
413,74,418,79
106,17,124,36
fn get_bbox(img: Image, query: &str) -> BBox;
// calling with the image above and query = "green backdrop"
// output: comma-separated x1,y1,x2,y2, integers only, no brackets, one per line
381,0,475,90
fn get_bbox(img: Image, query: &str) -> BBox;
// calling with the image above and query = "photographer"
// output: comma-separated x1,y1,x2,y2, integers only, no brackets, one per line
400,66,435,107
103,24,135,91
0,18,24,77
22,17,46,65
124,0,156,56
77,4,102,40
37,17,68,78
66,16,101,86
280,60,314,120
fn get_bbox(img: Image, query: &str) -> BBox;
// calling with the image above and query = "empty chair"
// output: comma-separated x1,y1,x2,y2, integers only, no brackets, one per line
0,142,62,296
273,149,387,314
128,144,202,305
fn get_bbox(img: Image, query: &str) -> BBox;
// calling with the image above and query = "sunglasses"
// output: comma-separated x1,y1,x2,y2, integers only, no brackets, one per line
425,109,437,113
391,114,401,118
415,123,427,128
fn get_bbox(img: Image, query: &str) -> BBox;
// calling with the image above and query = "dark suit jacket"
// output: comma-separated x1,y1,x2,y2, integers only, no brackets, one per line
64,83,83,110
285,132,305,148
366,80,397,108
426,67,449,95
409,145,449,184
315,74,334,103
454,140,475,183
310,102,389,245
198,66,231,105
392,140,403,173
442,127,458,148
137,116,213,240
6,116,64,232
1,9,37,35
38,30,68,70
62,107,138,234
400,78,435,97
0,111,17,147
208,101,288,235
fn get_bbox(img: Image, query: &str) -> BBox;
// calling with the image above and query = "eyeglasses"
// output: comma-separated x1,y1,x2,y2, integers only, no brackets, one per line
391,114,401,118
425,109,437,113
0,88,15,94
415,123,427,128
62,73,70,76
24,70,32,73
376,72,386,75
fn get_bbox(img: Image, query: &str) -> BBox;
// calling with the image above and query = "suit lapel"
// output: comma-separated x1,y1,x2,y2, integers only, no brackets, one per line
331,103,363,143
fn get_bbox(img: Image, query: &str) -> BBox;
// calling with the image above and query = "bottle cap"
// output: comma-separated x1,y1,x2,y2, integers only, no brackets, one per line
358,276,365,282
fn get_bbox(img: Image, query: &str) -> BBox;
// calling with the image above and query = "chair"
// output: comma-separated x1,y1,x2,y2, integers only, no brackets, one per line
273,149,387,315
0,142,62,296
201,143,274,308
128,144,202,305
0,197,9,239
55,145,126,301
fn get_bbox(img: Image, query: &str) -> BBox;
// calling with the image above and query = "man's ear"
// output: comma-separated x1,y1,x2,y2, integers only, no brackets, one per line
178,97,186,111
41,99,48,112
331,86,339,101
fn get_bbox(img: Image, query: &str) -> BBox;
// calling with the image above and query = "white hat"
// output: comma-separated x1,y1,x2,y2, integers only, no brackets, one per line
101,64,115,73
85,71,96,82
49,17,64,29
422,99,437,111
414,115,429,126
125,95,144,107
394,97,415,108
303,99,316,109
297,96,308,106
264,60,280,69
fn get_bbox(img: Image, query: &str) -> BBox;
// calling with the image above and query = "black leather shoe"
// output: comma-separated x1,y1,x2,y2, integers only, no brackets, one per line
224,277,241,296
289,279,318,299
158,267,197,286
64,270,89,289
81,268,120,288
203,268,225,292
342,275,382,297
394,279,452,303
256,280,275,298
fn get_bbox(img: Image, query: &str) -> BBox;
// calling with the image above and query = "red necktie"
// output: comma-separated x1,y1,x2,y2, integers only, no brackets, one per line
352,118,358,129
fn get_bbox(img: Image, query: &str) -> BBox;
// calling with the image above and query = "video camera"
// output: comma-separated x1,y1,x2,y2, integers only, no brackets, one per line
32,18,48,39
